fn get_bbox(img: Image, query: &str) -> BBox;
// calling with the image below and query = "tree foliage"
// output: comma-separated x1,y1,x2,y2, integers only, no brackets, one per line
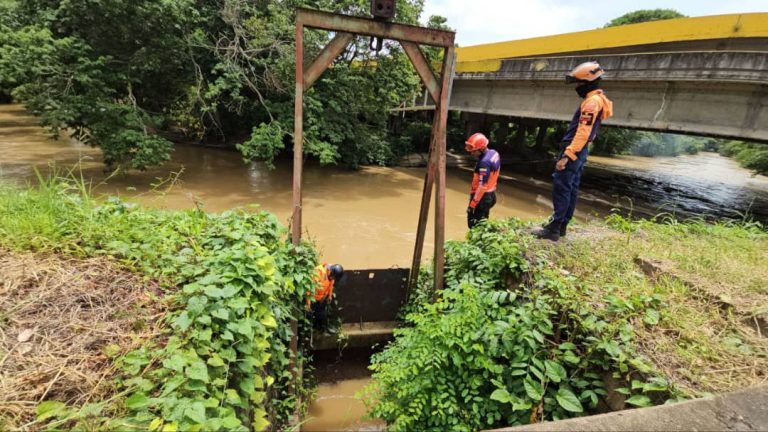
604,9,686,27
0,0,435,169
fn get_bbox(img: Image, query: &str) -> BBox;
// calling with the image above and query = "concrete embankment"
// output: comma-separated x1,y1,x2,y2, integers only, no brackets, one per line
489,386,768,431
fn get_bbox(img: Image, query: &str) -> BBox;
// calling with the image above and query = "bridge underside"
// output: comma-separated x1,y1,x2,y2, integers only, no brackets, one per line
412,51,768,142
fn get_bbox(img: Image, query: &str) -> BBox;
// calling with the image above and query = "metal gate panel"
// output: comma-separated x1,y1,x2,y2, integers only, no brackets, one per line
332,268,410,323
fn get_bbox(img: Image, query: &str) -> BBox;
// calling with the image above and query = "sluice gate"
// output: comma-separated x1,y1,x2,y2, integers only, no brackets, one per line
312,268,409,350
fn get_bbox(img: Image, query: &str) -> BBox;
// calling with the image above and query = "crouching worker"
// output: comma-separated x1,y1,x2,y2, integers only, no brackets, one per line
306,263,344,331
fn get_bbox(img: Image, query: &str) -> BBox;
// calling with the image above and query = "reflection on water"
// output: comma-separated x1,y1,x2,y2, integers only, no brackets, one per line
586,154,768,223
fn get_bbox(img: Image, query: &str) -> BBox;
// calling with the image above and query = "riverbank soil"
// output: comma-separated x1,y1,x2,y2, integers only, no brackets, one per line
0,250,165,430
533,219,768,396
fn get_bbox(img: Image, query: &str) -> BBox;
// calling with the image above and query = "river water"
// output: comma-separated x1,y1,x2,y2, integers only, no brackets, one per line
3,103,768,430
0,104,596,269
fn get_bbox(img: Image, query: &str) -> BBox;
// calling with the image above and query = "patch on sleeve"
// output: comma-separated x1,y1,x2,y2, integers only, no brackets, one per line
582,100,599,112
478,168,488,173
579,111,595,126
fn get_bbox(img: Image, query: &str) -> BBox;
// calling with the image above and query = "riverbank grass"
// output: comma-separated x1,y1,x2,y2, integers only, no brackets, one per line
536,216,768,395
0,177,319,431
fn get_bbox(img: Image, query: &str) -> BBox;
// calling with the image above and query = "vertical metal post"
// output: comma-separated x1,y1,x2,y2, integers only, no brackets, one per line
290,19,303,424
292,24,304,245
433,46,455,295
406,114,438,297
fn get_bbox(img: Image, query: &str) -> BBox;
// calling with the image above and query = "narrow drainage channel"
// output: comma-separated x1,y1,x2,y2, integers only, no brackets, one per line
303,347,385,431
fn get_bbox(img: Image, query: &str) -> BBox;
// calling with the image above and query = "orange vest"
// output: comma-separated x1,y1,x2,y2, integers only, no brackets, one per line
311,264,334,301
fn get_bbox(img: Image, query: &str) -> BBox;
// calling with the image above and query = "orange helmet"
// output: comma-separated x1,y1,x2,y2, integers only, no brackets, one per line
465,132,489,152
565,61,604,83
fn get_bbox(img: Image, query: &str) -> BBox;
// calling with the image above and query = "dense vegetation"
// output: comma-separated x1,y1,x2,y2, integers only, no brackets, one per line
0,175,319,430
363,219,685,431
364,216,767,430
0,0,441,169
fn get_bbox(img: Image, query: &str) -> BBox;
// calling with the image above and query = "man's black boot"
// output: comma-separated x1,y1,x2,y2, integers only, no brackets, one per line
535,221,561,242
560,222,568,237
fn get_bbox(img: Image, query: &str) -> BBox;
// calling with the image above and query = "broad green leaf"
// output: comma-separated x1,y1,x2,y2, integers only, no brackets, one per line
626,395,652,407
186,360,210,383
260,315,277,328
125,393,152,410
490,388,511,403
221,416,241,429
643,377,669,392
174,312,192,331
252,408,270,431
163,354,186,372
207,355,225,367
555,388,583,413
149,418,163,431
211,308,229,320
524,378,543,401
511,399,532,411
36,401,67,420
161,422,178,432
225,389,241,404
644,309,660,325
558,342,577,350
545,360,567,383
184,401,207,424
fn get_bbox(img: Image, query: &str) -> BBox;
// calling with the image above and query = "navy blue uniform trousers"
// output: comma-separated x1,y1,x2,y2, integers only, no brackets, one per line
552,145,588,225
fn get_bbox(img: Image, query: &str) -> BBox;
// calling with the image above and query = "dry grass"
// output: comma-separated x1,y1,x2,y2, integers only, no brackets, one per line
535,220,768,396
0,249,166,430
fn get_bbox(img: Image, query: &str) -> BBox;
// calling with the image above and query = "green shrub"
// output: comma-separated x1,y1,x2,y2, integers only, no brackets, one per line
0,177,318,431
365,220,677,431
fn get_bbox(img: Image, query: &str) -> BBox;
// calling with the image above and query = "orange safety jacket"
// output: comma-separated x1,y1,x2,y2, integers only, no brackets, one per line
469,149,501,208
563,89,614,161
310,263,335,302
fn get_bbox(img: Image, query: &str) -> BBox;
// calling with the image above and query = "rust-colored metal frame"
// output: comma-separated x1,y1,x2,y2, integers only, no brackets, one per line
290,9,455,404
292,7,455,291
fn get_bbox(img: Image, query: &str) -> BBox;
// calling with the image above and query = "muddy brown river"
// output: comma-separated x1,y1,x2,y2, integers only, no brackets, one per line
0,104,596,269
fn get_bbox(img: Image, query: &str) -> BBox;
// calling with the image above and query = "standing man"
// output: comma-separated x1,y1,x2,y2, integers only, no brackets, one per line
536,61,613,241
307,263,344,331
465,132,501,229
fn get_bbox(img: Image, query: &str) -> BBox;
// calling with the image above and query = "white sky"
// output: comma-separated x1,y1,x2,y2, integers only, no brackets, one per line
421,0,768,46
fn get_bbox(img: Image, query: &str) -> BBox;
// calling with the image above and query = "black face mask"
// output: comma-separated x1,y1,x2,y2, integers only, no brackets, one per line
575,80,600,98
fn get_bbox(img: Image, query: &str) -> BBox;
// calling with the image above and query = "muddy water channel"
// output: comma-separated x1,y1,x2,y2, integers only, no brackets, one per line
3,104,768,429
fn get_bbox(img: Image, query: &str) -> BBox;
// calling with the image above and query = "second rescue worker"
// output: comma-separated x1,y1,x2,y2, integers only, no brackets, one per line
465,132,501,229
307,263,344,331
536,61,613,241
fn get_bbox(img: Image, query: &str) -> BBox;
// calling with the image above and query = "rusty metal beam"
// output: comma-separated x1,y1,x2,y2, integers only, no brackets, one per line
433,45,456,295
292,24,304,246
304,32,355,89
296,8,454,48
406,114,438,297
401,41,440,103
289,19,303,426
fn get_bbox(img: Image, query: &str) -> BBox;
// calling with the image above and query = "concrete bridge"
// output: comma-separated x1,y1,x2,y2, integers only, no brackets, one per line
406,13,768,142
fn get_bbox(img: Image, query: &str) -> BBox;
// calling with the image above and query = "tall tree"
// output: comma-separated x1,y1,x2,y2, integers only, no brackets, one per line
0,0,437,169
604,9,686,27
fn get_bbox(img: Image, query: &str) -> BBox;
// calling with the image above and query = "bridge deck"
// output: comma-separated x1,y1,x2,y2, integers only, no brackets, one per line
456,12,768,69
